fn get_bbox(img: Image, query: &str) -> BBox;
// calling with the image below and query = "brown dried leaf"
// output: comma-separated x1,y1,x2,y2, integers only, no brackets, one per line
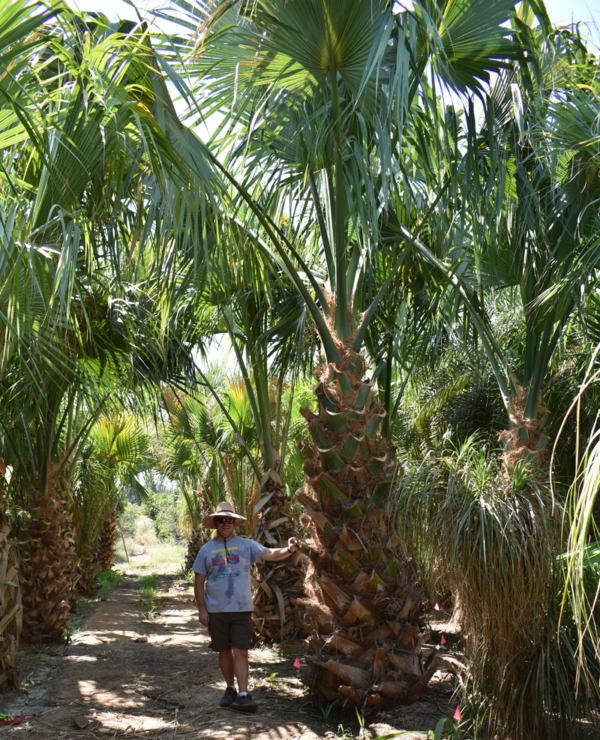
71,716,89,729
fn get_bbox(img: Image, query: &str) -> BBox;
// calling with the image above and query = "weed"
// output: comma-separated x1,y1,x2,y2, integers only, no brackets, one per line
147,543,185,566
143,604,160,622
174,566,195,582
370,718,465,740
26,654,43,672
427,717,464,740
97,570,123,599
355,707,367,740
334,724,352,740
138,573,159,600
322,700,338,720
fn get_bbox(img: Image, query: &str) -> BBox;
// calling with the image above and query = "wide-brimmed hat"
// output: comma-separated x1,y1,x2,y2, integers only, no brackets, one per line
202,501,247,529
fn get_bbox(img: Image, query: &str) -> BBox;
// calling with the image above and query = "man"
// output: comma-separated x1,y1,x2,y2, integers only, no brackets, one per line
193,501,299,714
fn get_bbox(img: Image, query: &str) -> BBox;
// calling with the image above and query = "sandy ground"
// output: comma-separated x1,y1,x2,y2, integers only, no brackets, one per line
1,574,456,739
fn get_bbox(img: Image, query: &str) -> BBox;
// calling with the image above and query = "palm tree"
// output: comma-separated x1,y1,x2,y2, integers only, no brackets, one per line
0,111,51,642
73,414,153,590
154,0,525,708
161,368,308,637
0,4,222,641
0,458,22,690
189,251,311,638
446,6,600,469
394,10,600,736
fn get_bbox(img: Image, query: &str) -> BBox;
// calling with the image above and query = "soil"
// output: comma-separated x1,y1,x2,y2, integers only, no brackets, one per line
1,573,457,739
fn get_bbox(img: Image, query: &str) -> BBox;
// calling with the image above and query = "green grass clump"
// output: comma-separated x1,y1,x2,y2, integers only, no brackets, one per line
114,541,185,570
97,570,124,599
138,573,159,600
147,542,185,566
113,535,135,564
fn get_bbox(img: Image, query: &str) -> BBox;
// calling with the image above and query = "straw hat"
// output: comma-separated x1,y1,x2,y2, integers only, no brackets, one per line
202,501,247,529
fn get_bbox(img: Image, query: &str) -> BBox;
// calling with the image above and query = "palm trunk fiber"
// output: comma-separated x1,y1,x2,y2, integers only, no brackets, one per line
296,343,442,713
252,470,306,641
499,383,550,469
184,527,204,572
98,505,118,572
0,516,22,690
76,556,102,596
19,463,80,642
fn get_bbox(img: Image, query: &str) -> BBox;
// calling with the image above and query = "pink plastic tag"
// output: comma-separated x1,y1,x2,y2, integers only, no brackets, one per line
441,634,446,645
434,603,440,611
453,706,462,721
294,657,301,668
0,715,26,727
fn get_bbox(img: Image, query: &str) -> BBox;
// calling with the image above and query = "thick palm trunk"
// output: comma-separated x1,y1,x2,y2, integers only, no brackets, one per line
76,552,102,595
98,505,118,572
499,384,549,469
184,527,204,572
252,470,305,641
20,463,80,642
0,517,22,690
296,342,441,713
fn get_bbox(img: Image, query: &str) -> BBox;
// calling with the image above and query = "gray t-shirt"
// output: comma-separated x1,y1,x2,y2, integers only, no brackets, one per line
192,535,266,613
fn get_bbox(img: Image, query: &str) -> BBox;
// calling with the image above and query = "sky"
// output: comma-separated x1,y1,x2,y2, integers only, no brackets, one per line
70,0,600,36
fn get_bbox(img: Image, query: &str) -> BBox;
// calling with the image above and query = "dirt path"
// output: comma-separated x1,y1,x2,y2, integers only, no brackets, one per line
2,574,452,739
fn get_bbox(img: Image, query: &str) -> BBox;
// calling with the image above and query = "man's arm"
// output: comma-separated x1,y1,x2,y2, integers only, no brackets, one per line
261,537,300,562
194,573,209,627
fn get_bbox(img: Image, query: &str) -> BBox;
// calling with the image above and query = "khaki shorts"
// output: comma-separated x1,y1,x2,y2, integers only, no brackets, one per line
207,611,253,652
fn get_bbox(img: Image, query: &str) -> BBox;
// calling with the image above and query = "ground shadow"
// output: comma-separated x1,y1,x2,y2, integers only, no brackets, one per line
1,574,453,739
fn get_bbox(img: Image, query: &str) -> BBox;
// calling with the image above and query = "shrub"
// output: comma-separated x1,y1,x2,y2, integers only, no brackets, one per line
135,515,157,546
97,570,123,599
395,436,600,739
119,501,141,538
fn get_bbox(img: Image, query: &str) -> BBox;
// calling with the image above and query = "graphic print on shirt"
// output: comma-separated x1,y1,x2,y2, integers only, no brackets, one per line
210,545,240,578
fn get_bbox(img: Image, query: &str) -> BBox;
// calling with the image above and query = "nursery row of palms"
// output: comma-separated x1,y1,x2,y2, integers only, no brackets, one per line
158,3,600,735
2,0,600,736
0,0,209,670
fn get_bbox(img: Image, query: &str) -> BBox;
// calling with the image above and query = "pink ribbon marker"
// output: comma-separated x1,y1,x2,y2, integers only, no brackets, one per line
440,634,446,645
294,657,301,668
434,603,440,611
453,706,462,722
0,716,26,727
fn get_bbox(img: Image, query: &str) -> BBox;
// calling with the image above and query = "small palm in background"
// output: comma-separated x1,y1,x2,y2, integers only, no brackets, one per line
74,415,153,593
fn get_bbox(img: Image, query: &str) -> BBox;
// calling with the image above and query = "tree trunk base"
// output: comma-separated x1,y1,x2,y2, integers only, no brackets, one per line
295,341,441,713
76,557,103,596
20,465,80,643
184,528,204,573
98,506,118,572
294,558,444,713
252,476,305,643
0,519,22,690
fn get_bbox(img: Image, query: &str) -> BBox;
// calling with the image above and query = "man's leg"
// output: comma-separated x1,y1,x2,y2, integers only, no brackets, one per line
232,648,249,694
211,615,238,708
230,612,257,713
219,649,235,687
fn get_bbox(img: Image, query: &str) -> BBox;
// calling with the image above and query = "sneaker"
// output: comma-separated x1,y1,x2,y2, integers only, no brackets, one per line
231,693,258,713
219,686,237,707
